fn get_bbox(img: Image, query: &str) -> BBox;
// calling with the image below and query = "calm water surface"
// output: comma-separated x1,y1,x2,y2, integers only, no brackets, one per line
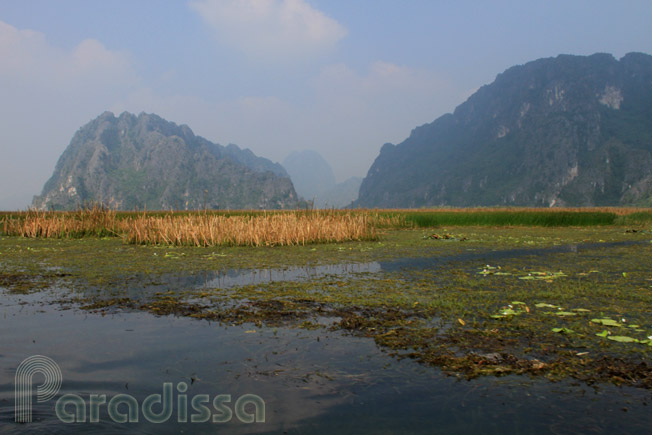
1,244,650,434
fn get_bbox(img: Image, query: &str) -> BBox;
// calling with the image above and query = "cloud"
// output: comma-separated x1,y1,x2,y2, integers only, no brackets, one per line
311,61,460,137
315,61,451,99
115,88,296,155
189,0,347,60
117,61,464,183
0,18,465,209
297,62,465,179
0,21,135,86
0,20,139,209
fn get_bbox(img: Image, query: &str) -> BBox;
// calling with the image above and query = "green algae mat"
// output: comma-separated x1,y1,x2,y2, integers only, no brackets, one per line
1,226,650,389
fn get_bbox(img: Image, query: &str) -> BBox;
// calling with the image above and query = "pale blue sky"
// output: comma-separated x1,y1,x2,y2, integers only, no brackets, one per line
1,0,651,209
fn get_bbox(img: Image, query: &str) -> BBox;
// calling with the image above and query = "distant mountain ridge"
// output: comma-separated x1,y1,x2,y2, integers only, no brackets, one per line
320,176,363,209
282,150,337,200
282,150,362,208
355,52,652,207
33,111,298,210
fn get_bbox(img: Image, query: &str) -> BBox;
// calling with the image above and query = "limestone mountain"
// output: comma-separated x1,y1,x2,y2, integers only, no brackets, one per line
282,150,337,201
282,150,362,208
32,112,298,210
355,52,652,207
320,176,363,209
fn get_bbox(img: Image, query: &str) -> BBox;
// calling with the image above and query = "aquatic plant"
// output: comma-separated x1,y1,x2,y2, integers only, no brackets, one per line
3,206,651,246
1,203,119,238
122,211,377,246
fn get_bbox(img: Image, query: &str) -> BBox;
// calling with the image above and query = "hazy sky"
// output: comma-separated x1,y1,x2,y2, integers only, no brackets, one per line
1,1,651,209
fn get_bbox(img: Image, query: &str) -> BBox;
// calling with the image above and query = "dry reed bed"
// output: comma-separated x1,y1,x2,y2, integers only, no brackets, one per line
2,206,651,245
124,213,376,246
1,207,119,238
125,213,376,246
1,209,377,246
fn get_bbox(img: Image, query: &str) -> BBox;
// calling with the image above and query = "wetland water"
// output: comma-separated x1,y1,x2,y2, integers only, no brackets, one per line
121,239,645,297
192,240,647,286
1,235,651,433
1,291,650,434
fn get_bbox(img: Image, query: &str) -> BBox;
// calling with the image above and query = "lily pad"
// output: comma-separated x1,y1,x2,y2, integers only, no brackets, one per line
591,318,621,327
555,311,577,317
595,330,609,338
519,271,567,280
551,327,574,334
535,303,559,309
607,336,638,343
491,307,523,319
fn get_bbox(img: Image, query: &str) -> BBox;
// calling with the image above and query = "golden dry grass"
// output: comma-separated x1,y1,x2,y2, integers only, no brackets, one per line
1,206,119,238
1,207,377,246
2,205,651,245
123,212,376,246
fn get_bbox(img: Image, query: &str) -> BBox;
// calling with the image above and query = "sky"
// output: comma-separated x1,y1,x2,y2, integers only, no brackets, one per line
1,1,651,210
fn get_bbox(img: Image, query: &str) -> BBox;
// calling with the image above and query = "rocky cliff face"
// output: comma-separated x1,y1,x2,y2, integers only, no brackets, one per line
355,52,652,207
32,112,298,210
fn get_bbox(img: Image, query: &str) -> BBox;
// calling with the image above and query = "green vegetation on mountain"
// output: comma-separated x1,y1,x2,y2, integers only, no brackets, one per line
356,52,652,208
32,112,298,210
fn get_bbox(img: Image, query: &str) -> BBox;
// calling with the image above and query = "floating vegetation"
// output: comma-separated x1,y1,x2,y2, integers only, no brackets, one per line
591,318,622,327
490,302,530,319
1,224,651,389
477,265,567,281
518,271,567,280
477,264,513,276
551,327,574,334
554,311,577,316
607,336,640,343
423,233,467,241
535,303,559,309
591,318,651,346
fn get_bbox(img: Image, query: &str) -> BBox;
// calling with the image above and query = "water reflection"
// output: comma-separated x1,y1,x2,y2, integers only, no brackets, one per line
378,240,645,272
201,262,381,289
98,262,381,301
195,240,644,288
0,291,650,434
75,240,645,304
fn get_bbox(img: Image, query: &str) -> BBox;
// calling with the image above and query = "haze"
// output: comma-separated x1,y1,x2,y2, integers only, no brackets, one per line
1,0,651,210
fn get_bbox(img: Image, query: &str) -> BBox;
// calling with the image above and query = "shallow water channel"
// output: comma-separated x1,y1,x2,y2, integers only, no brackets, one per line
117,240,648,299
1,240,651,433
